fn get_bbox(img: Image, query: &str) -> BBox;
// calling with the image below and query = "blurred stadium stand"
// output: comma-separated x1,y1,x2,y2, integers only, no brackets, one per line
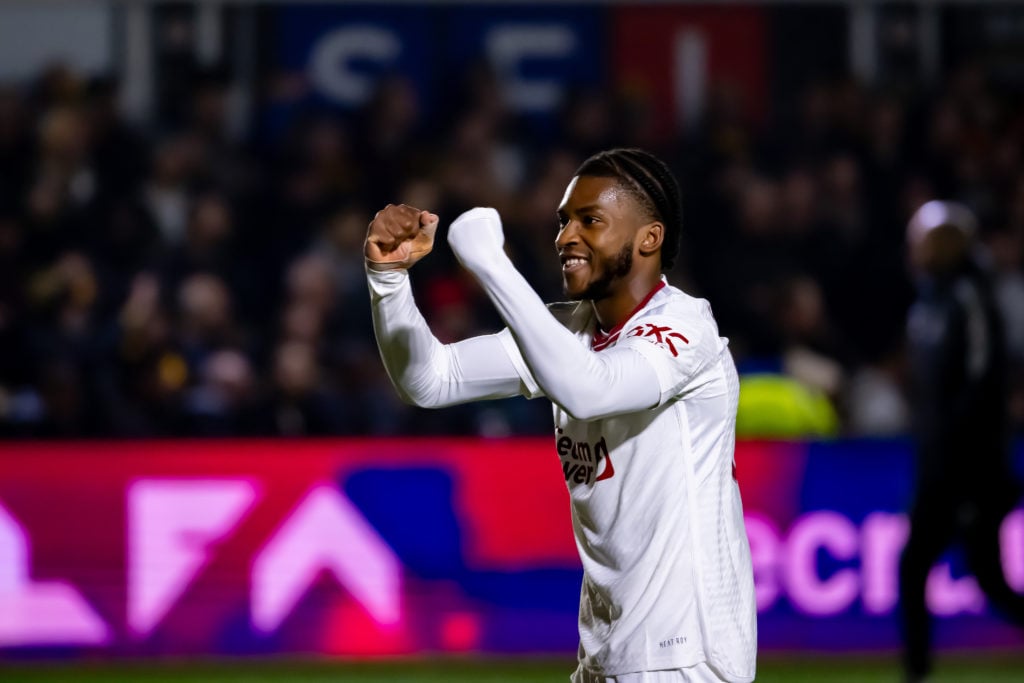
0,0,1022,440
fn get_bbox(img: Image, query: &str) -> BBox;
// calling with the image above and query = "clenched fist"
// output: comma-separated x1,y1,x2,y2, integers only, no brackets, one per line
365,204,439,272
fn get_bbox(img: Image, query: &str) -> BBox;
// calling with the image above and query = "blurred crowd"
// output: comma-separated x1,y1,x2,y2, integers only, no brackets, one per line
1,58,1022,439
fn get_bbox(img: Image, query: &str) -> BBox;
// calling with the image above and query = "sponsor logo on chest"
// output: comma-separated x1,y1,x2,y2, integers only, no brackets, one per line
555,429,615,484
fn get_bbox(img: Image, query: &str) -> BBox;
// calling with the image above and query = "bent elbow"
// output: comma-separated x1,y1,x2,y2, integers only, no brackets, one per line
396,386,439,409
396,390,421,408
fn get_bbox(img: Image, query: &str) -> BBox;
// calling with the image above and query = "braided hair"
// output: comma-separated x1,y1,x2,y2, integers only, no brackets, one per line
574,148,683,270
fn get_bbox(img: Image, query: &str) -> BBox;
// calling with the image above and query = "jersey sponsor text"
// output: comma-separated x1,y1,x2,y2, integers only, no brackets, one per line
556,430,613,484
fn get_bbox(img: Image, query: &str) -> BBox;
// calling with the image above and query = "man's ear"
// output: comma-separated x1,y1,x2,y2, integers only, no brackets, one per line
638,221,664,257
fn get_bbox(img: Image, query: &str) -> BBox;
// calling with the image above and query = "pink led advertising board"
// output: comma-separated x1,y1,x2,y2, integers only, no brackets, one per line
0,438,1021,657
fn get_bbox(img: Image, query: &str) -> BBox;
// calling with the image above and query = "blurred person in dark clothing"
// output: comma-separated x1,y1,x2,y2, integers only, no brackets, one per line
181,348,256,436
251,340,349,436
83,76,150,200
158,191,236,282
93,272,184,436
352,76,429,211
711,172,802,362
0,86,33,211
11,251,104,436
174,271,246,374
899,200,1024,683
144,133,203,247
157,190,265,326
771,274,847,401
0,215,30,381
21,105,96,266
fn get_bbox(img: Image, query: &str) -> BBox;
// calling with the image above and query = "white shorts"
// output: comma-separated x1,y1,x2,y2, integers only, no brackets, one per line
571,662,727,683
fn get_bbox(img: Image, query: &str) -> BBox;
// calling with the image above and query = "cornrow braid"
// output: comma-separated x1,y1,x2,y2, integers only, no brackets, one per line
574,148,684,270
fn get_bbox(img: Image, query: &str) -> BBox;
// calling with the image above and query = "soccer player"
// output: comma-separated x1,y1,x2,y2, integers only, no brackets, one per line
364,149,757,683
899,200,1024,683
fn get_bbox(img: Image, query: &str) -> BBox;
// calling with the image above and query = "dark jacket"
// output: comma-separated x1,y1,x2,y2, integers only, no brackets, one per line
906,259,1013,504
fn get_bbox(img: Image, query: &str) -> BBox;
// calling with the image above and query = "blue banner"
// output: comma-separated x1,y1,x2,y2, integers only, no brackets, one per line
270,3,605,127
275,4,436,111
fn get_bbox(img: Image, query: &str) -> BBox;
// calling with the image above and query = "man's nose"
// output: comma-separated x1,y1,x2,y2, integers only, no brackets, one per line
556,222,578,248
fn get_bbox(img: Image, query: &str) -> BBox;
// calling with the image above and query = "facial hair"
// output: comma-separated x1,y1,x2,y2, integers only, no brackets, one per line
569,240,634,302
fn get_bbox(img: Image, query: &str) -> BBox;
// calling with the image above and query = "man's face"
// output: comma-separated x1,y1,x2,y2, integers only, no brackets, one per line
556,175,644,301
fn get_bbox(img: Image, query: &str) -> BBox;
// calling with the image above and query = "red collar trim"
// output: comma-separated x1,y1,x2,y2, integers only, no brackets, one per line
591,280,666,349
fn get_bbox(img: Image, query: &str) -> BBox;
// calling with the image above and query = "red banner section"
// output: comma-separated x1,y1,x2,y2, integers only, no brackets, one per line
611,5,769,136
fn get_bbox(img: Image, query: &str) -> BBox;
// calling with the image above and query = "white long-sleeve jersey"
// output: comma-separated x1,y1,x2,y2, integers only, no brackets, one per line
367,264,756,682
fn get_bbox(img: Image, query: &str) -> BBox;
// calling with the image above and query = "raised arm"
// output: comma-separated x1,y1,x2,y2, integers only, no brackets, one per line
365,205,529,408
446,208,663,421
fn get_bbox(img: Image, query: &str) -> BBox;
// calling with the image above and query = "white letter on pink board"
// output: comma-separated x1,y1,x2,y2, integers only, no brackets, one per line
128,479,256,636
251,485,401,633
1001,510,1024,592
0,502,110,646
927,563,984,616
784,511,859,616
861,512,908,615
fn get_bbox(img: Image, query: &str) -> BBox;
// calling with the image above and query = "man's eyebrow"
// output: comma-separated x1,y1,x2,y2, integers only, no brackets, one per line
559,204,603,215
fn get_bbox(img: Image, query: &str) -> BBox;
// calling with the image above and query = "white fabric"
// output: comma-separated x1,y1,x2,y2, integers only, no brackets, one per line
572,661,728,683
497,284,756,682
367,207,757,682
367,268,526,406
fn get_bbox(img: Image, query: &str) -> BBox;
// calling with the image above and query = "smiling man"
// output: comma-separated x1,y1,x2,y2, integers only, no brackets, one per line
364,148,756,683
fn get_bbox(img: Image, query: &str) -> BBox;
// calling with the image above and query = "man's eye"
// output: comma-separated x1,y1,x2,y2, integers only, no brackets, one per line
583,215,599,225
